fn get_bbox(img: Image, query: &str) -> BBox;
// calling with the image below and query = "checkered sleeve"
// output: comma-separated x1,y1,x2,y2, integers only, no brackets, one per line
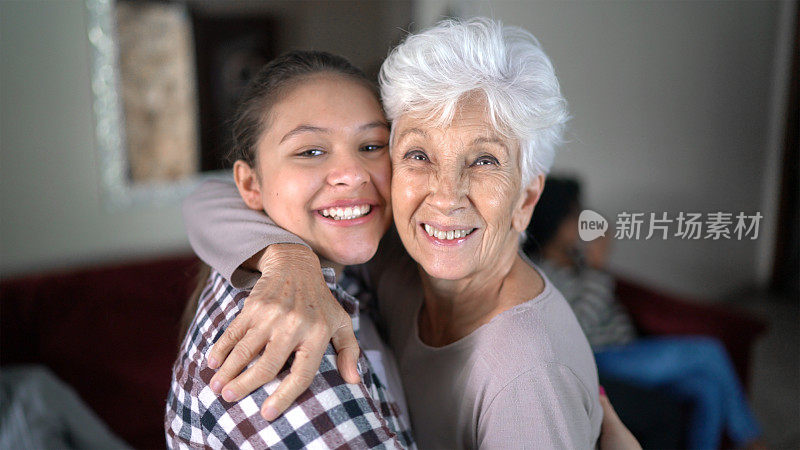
165,270,412,449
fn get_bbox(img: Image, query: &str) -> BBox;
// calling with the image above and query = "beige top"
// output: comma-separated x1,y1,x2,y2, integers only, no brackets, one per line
184,179,602,449
368,233,602,449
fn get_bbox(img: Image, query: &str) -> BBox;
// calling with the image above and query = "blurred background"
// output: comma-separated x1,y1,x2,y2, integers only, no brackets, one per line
1,0,797,448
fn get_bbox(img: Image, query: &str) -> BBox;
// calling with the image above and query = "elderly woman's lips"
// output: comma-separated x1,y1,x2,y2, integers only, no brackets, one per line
422,223,476,241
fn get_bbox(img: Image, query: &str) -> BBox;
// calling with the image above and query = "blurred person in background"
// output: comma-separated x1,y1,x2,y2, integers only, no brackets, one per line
525,176,766,450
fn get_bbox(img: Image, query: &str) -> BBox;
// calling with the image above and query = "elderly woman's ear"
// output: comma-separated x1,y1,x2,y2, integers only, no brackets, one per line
512,174,546,232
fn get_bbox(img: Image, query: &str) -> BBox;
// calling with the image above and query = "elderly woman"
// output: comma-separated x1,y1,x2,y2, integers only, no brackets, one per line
185,19,603,448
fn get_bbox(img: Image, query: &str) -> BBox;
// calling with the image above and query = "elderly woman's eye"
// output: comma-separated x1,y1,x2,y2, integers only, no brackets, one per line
404,150,429,161
472,155,499,166
297,149,325,157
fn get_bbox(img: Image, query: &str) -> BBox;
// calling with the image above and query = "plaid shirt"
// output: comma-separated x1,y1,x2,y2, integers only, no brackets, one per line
165,268,414,449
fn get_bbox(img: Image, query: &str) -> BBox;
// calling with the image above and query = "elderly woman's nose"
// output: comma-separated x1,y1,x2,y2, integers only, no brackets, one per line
326,153,369,187
428,169,468,212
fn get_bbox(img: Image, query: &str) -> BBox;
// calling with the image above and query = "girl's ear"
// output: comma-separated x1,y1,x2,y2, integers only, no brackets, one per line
233,160,264,211
512,174,545,232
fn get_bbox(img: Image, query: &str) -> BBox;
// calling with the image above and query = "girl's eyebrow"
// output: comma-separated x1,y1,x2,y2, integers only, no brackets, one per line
280,121,389,144
359,121,390,132
280,125,328,144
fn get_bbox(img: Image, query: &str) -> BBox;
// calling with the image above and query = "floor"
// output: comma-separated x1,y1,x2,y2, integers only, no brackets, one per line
730,292,799,449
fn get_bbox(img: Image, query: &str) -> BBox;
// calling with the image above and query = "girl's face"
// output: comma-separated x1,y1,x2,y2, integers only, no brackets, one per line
235,73,392,267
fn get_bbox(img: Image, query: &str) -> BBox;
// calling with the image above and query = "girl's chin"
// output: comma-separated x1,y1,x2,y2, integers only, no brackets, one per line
322,245,379,267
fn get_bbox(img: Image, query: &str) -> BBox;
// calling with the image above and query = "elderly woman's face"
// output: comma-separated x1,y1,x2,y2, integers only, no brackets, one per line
391,100,543,280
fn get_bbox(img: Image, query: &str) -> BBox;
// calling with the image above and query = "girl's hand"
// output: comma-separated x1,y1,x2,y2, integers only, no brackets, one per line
206,244,361,421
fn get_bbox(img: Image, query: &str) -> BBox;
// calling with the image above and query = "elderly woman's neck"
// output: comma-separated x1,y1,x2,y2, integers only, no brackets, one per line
418,247,542,347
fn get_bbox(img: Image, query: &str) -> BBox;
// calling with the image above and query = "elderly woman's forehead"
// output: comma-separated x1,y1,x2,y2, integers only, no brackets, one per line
394,112,515,145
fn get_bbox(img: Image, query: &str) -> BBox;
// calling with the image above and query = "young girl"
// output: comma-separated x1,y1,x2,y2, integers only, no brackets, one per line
165,51,413,449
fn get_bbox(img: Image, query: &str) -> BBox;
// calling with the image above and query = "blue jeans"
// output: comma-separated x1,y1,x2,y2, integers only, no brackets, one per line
594,336,761,449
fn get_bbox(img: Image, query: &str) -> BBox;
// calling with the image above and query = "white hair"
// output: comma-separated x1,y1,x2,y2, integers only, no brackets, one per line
379,17,568,186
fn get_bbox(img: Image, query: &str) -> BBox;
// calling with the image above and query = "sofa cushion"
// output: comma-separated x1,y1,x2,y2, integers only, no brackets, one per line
1,255,200,449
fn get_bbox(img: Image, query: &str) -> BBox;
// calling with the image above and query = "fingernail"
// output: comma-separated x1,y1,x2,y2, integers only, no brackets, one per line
598,385,607,397
222,389,237,402
210,380,222,393
208,357,219,369
262,405,279,421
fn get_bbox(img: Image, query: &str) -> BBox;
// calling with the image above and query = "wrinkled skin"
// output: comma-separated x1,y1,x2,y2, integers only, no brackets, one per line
388,99,546,347
389,103,538,282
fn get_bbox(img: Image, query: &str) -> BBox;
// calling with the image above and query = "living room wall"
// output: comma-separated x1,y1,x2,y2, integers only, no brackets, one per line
1,1,793,300
1,1,192,277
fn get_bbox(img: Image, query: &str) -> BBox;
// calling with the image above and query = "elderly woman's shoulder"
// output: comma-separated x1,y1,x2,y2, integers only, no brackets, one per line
477,279,596,386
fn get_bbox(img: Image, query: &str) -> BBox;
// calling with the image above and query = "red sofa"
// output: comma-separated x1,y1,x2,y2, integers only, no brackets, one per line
609,276,767,448
0,255,766,448
615,276,767,388
1,255,200,449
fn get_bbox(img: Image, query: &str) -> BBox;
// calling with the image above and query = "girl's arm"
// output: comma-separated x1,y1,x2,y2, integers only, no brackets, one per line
182,179,361,418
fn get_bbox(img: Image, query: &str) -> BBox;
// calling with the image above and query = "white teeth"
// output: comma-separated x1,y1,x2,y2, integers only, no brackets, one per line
423,224,474,240
320,205,371,220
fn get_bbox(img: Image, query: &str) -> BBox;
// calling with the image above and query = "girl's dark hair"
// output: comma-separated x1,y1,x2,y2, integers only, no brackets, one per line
179,51,375,343
523,176,582,257
178,262,211,346
227,50,378,168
